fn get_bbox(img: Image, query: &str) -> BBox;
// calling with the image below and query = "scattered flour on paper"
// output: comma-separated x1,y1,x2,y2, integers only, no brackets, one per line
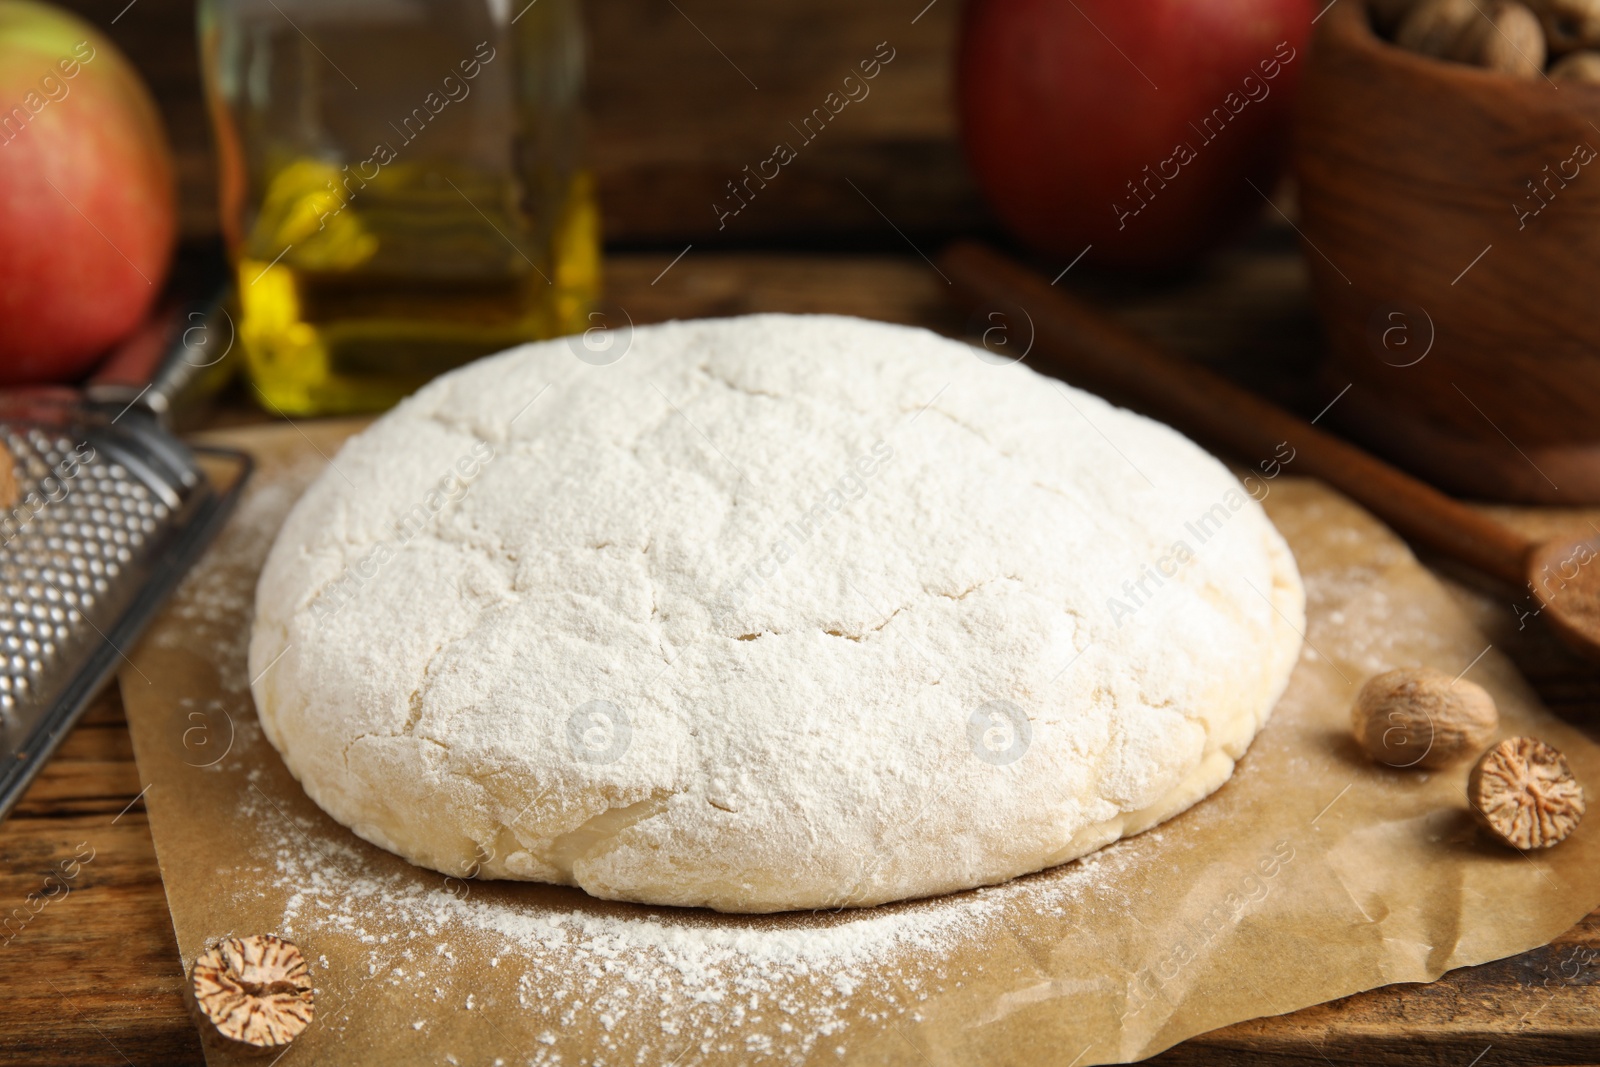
231,772,1164,1066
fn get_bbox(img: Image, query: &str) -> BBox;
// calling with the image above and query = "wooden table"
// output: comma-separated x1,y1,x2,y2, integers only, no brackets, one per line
5,250,1600,1066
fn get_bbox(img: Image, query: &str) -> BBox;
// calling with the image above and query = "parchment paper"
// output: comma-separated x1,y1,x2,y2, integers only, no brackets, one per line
120,419,1600,1066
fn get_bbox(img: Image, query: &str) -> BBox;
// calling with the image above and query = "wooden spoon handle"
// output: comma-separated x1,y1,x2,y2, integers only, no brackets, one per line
940,241,1534,587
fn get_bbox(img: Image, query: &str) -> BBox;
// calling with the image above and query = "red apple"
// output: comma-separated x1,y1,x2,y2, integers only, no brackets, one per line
959,0,1314,269
0,0,175,384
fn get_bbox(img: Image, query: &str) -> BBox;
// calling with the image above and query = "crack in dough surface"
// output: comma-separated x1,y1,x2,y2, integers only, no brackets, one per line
249,314,1305,913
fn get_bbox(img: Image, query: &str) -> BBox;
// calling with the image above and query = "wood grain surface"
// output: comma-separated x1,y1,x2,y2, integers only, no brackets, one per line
4,250,1600,1065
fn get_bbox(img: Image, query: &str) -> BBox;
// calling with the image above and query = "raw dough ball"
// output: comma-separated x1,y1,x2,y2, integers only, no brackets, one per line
249,314,1305,913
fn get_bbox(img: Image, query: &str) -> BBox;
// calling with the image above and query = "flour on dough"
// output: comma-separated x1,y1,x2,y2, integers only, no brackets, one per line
249,314,1305,913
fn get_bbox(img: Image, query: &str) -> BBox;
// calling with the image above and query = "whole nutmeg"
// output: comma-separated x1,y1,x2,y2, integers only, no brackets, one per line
1395,0,1549,75
1468,737,1586,848
1451,0,1548,76
1350,666,1499,769
1526,0,1600,52
1549,48,1600,78
1396,0,1480,55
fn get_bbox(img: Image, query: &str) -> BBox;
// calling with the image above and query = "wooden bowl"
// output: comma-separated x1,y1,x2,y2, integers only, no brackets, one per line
1294,0,1600,504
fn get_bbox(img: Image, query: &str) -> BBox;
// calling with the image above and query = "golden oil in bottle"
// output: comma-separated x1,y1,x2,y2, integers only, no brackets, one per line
199,0,598,416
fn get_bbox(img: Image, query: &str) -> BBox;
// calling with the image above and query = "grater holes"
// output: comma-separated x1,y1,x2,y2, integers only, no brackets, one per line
0,422,187,724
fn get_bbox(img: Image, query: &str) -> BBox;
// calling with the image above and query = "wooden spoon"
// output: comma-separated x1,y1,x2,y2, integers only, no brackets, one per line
940,241,1600,665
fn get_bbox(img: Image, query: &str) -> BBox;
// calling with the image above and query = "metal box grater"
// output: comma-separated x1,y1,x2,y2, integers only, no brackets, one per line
0,297,250,820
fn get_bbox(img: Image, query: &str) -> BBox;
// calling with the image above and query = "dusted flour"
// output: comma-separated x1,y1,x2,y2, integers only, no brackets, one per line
232,761,1170,1066
247,314,1303,913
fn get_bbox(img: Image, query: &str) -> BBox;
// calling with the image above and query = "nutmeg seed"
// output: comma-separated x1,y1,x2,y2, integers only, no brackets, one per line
1468,737,1586,849
1450,0,1548,76
190,934,314,1055
1526,0,1600,52
1350,666,1499,769
1396,0,1481,55
1549,48,1600,77
1394,0,1550,75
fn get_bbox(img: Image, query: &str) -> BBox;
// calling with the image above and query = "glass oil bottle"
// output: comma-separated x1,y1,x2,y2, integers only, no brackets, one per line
197,0,599,415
